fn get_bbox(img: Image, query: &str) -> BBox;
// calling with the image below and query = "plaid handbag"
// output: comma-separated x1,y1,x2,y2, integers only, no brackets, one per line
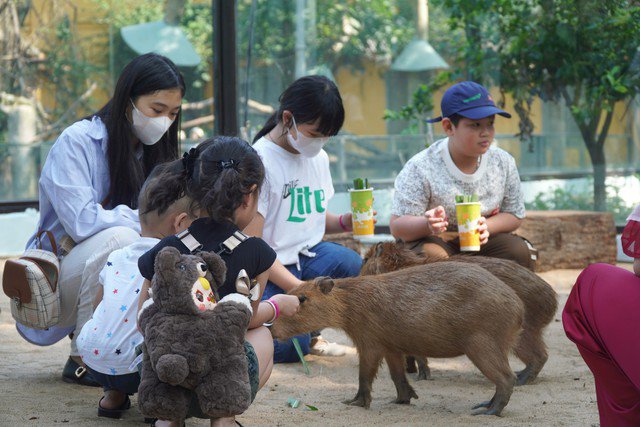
2,231,61,329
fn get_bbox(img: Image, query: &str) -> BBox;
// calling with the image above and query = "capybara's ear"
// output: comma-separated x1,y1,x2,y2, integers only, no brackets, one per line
375,242,384,257
315,277,334,294
199,251,227,288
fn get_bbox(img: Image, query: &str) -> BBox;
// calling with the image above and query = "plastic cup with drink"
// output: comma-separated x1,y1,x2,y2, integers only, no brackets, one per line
349,178,374,239
455,194,481,251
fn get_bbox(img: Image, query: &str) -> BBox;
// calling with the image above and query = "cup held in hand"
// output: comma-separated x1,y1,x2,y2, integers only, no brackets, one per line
349,188,374,238
455,202,481,251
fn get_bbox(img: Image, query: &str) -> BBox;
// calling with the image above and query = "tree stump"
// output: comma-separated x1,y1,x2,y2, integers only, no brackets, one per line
515,210,617,272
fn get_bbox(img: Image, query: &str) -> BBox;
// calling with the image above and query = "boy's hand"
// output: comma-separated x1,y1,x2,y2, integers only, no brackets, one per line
425,206,448,235
478,216,490,245
270,293,300,317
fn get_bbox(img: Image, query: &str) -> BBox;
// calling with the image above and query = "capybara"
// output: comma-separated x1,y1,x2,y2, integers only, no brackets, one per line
270,262,524,416
361,241,558,385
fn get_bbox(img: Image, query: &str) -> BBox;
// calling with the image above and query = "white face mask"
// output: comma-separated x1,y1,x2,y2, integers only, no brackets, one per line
130,101,174,146
287,116,329,158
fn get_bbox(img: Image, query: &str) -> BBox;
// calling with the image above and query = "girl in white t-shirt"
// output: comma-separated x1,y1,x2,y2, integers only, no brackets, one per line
246,76,363,362
77,164,195,419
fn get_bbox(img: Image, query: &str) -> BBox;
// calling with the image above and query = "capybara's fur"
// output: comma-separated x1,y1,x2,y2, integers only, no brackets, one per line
361,241,558,385
270,262,524,416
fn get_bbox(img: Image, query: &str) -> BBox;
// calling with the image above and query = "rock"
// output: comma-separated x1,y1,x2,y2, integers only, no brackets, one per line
516,210,617,272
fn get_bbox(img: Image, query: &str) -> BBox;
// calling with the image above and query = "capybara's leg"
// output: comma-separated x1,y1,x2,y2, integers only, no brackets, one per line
465,337,516,416
514,328,548,385
386,352,419,404
405,356,417,373
405,355,431,380
343,350,383,409
415,356,431,381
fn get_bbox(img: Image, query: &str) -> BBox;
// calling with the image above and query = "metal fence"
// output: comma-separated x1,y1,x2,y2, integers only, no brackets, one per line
1,132,637,201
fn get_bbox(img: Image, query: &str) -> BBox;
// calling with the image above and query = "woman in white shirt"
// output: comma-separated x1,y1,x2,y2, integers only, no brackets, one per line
246,76,362,362
17,53,185,387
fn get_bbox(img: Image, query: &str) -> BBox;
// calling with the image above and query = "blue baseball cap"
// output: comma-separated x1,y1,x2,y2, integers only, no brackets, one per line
427,81,511,123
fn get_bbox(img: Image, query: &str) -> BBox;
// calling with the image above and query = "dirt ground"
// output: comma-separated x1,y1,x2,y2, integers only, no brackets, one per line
2,261,628,426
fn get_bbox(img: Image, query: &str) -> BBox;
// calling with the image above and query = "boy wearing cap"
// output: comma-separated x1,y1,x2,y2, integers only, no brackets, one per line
390,81,534,269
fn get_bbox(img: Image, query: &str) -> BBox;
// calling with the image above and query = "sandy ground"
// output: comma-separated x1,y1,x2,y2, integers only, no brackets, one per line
2,261,630,427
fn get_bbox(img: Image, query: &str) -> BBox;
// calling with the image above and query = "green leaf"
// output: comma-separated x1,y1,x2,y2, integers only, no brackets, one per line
305,404,319,411
287,397,300,409
292,338,310,375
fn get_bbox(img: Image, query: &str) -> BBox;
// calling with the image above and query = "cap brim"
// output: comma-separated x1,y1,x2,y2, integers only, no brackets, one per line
425,116,443,123
16,322,74,346
458,106,511,120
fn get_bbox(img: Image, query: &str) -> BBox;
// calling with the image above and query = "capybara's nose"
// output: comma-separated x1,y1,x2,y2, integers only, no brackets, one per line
298,295,307,303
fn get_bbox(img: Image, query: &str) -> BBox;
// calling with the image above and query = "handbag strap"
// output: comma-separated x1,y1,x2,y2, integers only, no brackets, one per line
36,230,58,256
175,229,249,255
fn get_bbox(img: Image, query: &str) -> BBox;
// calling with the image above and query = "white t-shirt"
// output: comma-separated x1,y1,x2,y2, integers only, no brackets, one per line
77,237,159,375
253,136,334,266
392,138,525,229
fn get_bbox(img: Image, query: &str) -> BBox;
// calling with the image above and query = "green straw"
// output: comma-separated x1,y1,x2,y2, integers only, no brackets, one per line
292,337,310,375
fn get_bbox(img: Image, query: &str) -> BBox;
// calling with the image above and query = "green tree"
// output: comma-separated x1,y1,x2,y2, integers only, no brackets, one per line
437,0,640,211
236,0,417,79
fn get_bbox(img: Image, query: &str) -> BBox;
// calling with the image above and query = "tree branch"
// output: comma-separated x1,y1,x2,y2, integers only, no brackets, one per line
597,109,614,147
36,81,97,139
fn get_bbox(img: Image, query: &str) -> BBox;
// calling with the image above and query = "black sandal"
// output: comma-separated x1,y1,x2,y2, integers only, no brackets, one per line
61,357,100,387
98,395,131,419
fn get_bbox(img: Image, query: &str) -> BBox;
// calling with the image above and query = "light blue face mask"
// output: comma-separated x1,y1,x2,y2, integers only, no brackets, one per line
287,116,329,158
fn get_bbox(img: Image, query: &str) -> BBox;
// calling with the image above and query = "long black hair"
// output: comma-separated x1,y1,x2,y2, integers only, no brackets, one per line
143,136,265,224
253,75,345,143
94,53,186,209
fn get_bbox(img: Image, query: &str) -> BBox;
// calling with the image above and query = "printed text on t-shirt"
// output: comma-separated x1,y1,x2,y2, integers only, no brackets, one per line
285,186,326,222
281,180,299,199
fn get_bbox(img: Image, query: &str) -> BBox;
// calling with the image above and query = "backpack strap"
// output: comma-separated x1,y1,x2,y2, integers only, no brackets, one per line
217,230,249,255
176,229,249,255
176,229,203,253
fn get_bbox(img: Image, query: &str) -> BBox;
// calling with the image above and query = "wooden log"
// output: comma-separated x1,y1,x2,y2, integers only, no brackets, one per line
515,210,617,272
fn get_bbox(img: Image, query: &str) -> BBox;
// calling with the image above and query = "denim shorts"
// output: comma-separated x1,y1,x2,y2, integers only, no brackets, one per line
86,366,140,394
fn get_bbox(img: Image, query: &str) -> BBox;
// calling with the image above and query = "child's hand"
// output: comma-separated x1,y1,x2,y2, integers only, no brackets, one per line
478,216,490,245
425,206,448,235
270,294,300,317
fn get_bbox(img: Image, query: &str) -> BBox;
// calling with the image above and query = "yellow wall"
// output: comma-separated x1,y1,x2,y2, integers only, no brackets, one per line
335,62,387,135
24,0,110,114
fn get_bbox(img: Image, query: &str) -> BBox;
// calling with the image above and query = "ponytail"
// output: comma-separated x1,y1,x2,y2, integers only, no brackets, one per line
253,112,278,143
187,136,265,223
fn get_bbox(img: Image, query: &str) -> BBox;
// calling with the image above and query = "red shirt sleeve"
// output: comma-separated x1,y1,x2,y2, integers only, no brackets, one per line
621,219,640,258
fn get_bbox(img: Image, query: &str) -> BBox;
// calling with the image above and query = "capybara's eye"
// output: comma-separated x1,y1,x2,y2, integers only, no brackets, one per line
195,290,204,302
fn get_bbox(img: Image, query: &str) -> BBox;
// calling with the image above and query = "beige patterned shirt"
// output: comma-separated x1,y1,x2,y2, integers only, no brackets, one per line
392,138,525,229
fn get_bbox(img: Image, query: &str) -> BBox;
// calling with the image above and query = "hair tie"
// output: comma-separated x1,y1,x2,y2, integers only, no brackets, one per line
182,147,199,179
220,159,237,170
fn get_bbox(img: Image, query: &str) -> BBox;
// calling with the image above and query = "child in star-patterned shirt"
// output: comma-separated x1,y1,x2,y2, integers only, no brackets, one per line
76,164,196,419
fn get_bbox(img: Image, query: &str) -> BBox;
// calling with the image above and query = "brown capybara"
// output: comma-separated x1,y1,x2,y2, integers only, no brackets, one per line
270,262,524,416
361,241,558,385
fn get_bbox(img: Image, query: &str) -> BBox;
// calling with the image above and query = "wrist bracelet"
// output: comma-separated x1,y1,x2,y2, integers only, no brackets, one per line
263,298,279,326
338,214,350,232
